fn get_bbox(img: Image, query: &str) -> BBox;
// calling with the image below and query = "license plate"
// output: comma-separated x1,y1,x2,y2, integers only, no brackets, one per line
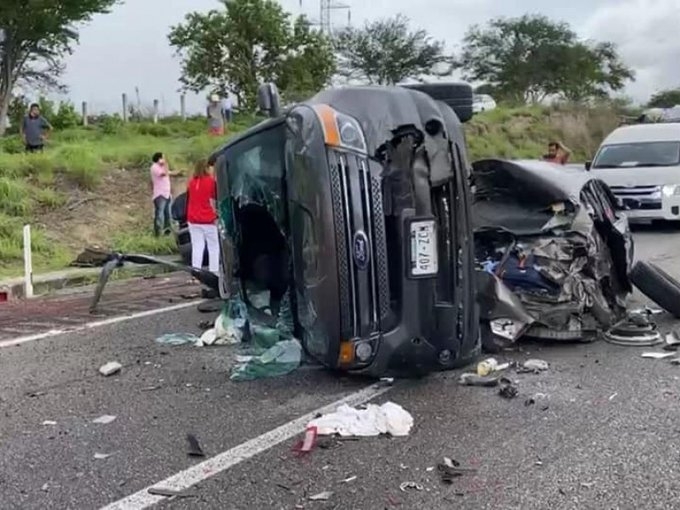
409,220,438,277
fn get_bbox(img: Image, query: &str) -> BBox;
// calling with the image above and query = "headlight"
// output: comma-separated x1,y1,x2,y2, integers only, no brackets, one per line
312,104,367,154
490,319,526,340
662,185,680,197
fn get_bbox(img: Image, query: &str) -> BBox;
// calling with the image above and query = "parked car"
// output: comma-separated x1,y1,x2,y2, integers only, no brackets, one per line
585,122,680,223
472,159,634,352
204,82,481,377
472,94,497,113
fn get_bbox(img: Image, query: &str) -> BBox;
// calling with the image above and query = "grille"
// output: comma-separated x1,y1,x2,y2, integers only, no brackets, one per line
329,159,351,335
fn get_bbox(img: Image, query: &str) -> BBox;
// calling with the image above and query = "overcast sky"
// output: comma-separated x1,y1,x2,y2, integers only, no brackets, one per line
59,0,680,114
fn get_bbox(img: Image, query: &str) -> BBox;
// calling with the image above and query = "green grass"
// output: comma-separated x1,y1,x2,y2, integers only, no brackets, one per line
0,106,619,280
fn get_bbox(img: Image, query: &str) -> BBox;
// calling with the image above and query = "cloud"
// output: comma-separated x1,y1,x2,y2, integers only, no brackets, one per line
583,0,680,103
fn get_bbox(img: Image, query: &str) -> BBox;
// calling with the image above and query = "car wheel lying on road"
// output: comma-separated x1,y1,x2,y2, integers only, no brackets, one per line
630,261,680,319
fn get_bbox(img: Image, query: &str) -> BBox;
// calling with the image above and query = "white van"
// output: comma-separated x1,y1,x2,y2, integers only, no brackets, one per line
587,123,680,222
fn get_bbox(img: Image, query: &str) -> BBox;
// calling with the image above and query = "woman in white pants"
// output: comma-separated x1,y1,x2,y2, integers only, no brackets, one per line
186,159,220,274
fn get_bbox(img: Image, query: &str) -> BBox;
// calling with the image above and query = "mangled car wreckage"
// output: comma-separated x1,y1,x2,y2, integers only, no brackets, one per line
472,159,635,352
95,83,482,378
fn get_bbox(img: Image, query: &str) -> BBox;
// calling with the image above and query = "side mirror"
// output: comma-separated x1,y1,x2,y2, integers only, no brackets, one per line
257,83,281,118
585,161,592,171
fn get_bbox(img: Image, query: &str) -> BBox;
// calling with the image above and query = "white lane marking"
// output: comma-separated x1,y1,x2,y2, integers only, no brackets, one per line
0,300,204,349
101,383,392,510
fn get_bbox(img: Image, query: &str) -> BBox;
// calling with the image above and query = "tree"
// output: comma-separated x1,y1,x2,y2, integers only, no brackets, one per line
648,88,680,108
168,0,335,110
334,14,454,85
460,15,634,103
0,0,118,135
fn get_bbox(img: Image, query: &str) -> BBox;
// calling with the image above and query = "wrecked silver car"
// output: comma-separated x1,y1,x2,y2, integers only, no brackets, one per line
472,159,634,352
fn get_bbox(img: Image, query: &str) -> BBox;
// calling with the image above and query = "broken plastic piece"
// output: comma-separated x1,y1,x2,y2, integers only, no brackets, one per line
458,373,502,387
99,361,122,376
92,415,117,424
230,339,302,382
292,426,318,457
308,402,413,437
499,378,519,399
399,481,424,492
309,491,334,501
641,352,675,359
155,333,199,346
520,359,549,373
437,457,477,483
42,420,57,426
186,434,205,457
94,453,113,460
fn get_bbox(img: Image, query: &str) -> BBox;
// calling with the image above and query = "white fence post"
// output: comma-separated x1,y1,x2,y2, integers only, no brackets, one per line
23,224,33,298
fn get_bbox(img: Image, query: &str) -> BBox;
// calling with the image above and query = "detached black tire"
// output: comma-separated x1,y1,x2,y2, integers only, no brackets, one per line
630,261,680,319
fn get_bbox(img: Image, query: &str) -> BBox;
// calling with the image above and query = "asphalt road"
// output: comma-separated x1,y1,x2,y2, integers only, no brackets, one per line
1,227,680,510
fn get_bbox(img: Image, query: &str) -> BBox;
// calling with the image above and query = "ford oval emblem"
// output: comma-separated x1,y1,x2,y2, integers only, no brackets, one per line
353,231,370,270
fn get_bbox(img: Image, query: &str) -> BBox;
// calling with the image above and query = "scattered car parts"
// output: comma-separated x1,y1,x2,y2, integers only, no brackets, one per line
629,261,680,319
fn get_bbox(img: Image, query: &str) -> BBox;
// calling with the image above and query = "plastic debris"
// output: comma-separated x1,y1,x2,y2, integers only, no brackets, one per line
230,339,302,381
186,434,205,457
342,476,357,483
671,357,680,365
307,402,413,437
399,481,424,492
437,457,477,483
641,352,675,359
155,333,199,346
94,453,112,460
92,415,117,425
99,361,122,376
664,331,680,351
458,373,502,387
42,420,57,426
524,393,549,409
147,487,196,499
309,491,334,501
476,358,510,376
520,359,549,373
499,378,519,399
293,426,318,457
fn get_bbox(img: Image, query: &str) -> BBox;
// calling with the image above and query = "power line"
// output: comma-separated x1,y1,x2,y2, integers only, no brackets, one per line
300,0,351,35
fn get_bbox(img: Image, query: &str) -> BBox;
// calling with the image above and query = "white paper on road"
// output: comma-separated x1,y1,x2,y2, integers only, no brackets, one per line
99,361,122,376
308,402,413,437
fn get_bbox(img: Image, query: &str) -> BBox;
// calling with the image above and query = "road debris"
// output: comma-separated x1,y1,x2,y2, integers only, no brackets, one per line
309,491,334,501
147,487,197,499
155,333,199,346
186,434,205,457
604,313,662,346
498,378,519,399
641,352,675,359
42,420,57,426
525,393,549,410
99,361,122,376
458,373,503,387
476,358,510,376
608,392,618,401
437,457,477,483
93,415,117,424
342,476,357,483
519,359,549,373
307,402,413,437
292,426,318,457
94,453,113,460
399,481,424,492
664,331,680,351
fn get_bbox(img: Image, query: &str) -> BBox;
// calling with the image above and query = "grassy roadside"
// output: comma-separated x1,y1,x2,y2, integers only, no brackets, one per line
0,104,621,279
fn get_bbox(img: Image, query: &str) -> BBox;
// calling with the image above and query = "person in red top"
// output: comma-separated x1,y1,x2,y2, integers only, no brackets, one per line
186,159,220,274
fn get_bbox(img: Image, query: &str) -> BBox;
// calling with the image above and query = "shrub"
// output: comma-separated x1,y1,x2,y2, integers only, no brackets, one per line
0,177,31,216
53,145,103,188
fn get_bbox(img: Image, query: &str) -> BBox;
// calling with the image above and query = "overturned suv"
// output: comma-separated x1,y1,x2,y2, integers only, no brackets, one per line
473,159,634,352
208,83,481,377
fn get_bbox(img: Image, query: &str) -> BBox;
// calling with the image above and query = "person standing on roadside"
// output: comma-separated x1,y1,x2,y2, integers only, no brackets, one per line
186,159,220,274
150,152,180,237
542,141,572,165
223,95,233,124
206,94,227,136
21,103,52,153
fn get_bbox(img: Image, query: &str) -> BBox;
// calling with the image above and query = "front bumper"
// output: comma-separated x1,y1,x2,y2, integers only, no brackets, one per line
616,192,680,222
